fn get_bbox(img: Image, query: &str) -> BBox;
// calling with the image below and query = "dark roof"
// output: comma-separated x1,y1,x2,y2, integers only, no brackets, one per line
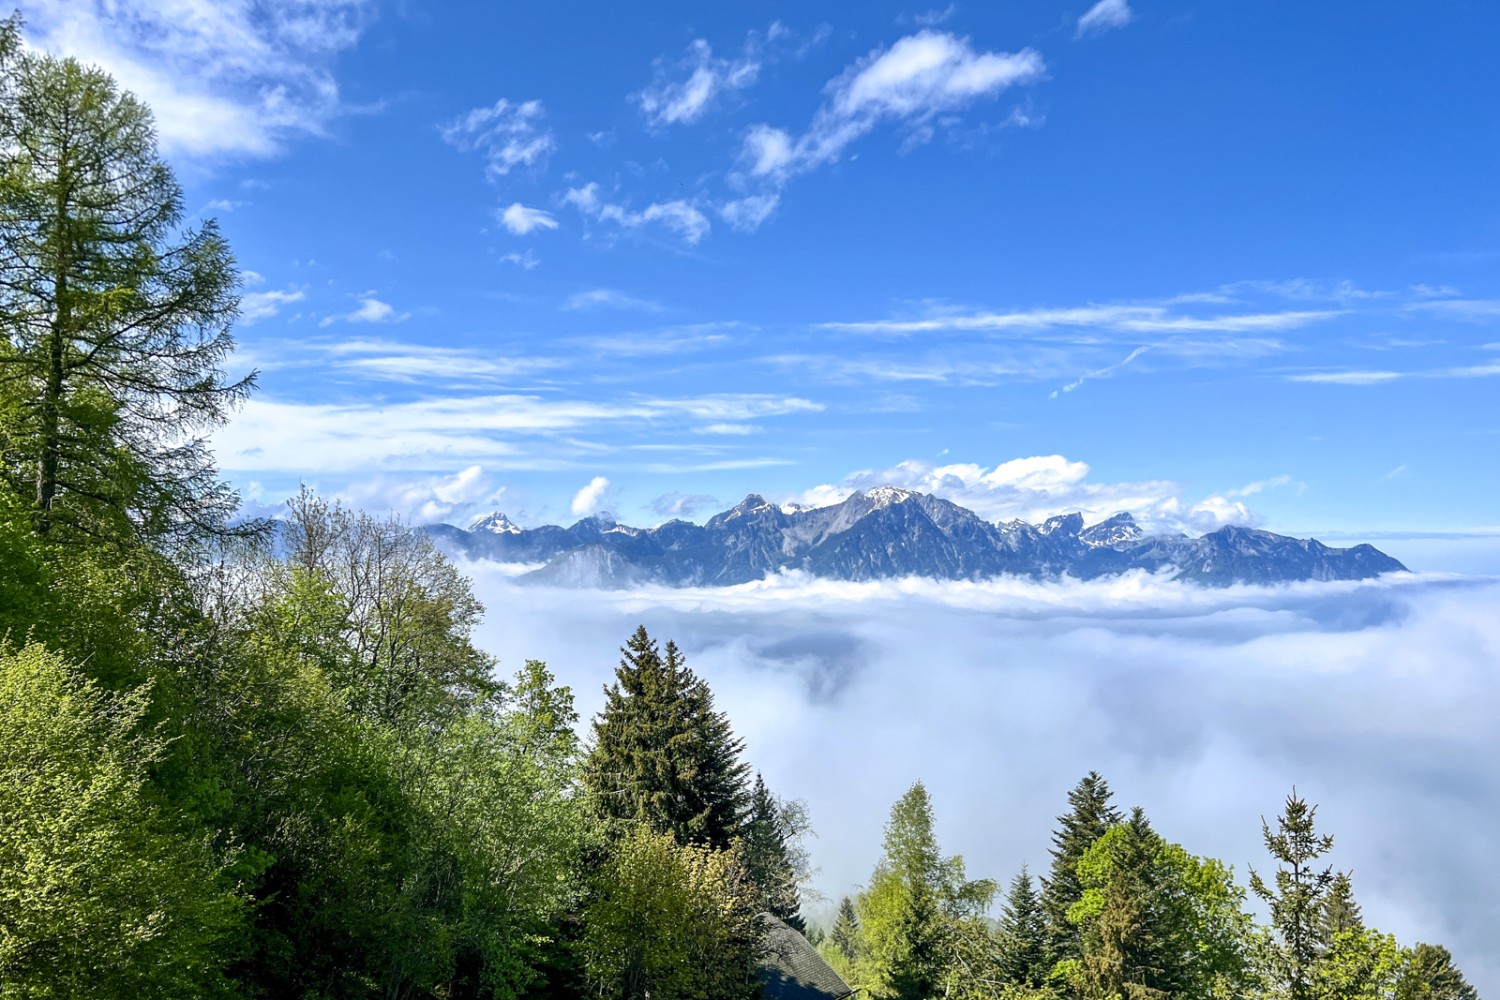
756,913,855,1000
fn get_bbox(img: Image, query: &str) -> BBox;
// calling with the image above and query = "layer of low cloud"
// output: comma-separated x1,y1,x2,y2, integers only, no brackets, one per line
21,0,375,161
781,454,1270,532
463,569,1500,995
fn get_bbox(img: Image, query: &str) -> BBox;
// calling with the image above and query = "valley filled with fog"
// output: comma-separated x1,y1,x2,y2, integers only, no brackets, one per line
469,566,1500,992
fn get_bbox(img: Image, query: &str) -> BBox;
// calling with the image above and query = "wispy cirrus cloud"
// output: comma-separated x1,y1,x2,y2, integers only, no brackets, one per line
638,36,761,127
499,202,559,235
21,0,376,161
563,182,711,245
564,288,666,313
239,287,305,324
215,392,821,473
439,98,555,179
740,31,1045,184
319,293,410,328
1075,0,1134,38
820,303,1341,336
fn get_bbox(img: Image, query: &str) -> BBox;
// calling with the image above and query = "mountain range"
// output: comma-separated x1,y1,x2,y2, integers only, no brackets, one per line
422,486,1407,588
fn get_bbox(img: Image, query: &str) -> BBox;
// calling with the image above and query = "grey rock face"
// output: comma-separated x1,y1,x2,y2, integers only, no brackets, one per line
431,491,1408,589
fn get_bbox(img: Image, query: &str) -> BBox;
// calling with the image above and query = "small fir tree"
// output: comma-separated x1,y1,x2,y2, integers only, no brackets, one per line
1041,772,1123,967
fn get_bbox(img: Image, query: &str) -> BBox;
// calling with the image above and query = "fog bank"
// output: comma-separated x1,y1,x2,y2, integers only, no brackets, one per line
466,568,1500,992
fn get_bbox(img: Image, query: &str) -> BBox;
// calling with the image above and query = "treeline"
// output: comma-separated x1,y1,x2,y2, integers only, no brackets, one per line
0,15,1482,1000
810,775,1479,1000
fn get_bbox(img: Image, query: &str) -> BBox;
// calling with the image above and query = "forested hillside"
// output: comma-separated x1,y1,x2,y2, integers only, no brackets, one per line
0,16,1481,1000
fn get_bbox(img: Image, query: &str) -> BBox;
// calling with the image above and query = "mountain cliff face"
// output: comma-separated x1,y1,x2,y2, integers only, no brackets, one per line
426,487,1407,588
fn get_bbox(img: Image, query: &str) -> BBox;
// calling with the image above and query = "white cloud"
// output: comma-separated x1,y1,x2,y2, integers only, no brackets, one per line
1075,0,1134,38
500,250,541,270
779,454,1267,533
440,98,555,180
822,304,1340,335
20,0,373,162
319,293,410,328
695,423,762,436
638,37,761,127
563,183,711,244
499,202,559,235
570,476,612,516
719,193,781,232
334,464,510,523
464,570,1500,994
1050,344,1150,398
1287,361,1500,385
742,31,1045,182
564,288,664,313
215,392,821,473
239,288,305,324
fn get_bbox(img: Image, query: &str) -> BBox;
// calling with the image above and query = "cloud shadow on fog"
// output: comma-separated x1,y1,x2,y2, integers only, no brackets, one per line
464,568,1500,994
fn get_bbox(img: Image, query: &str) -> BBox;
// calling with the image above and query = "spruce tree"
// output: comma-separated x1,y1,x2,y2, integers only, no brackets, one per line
582,626,748,850
996,866,1048,987
1250,790,1337,1000
741,772,805,930
1318,872,1364,947
1040,771,1122,967
829,896,860,964
1397,944,1480,1000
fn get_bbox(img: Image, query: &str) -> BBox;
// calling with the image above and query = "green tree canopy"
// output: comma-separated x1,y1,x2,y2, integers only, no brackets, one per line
0,642,242,998
582,626,749,849
1042,771,1123,968
0,30,250,542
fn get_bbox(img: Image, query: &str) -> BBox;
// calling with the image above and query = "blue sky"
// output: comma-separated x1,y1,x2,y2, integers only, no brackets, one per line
21,0,1500,548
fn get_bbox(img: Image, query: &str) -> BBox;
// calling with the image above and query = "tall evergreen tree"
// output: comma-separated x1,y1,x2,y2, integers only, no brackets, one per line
1250,790,1337,1000
1318,872,1364,948
0,31,251,542
741,771,806,930
996,866,1049,987
582,626,749,850
1396,944,1480,1000
1041,771,1123,968
829,896,861,965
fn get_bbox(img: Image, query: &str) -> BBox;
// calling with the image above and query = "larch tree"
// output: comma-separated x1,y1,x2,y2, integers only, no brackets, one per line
0,32,251,542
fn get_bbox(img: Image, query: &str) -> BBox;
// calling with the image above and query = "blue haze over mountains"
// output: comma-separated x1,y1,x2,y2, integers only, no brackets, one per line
426,486,1406,587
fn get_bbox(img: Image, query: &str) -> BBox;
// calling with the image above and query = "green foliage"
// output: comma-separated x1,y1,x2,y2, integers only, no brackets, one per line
0,642,242,999
1396,944,1480,1000
581,826,762,1000
1066,807,1252,1000
582,626,749,850
1251,790,1339,1000
1042,771,1124,969
998,867,1051,987
0,36,249,543
741,771,811,931
854,781,999,1000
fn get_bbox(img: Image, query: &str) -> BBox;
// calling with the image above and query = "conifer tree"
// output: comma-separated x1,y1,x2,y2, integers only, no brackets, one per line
996,866,1049,987
1318,872,1364,948
1041,771,1123,967
741,771,806,930
0,31,251,541
1250,790,1337,1000
829,896,861,965
1396,944,1480,1000
582,626,748,849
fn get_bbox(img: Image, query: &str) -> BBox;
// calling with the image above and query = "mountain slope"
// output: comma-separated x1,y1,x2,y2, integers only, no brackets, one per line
427,489,1407,588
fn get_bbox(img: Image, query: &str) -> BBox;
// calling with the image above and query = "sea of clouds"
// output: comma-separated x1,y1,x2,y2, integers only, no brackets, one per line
464,566,1500,992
